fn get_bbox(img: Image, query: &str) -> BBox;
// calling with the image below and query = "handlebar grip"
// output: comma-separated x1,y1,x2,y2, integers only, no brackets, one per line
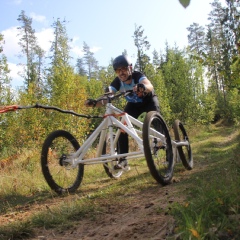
87,99,97,107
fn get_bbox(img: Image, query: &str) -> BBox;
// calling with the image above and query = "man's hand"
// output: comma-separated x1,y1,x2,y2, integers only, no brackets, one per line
134,83,146,98
85,99,97,107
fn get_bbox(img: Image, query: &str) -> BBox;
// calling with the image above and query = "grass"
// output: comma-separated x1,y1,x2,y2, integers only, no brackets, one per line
0,148,153,239
170,123,240,239
0,122,239,239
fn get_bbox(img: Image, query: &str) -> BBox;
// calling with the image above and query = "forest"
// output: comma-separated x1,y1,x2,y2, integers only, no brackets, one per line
0,0,239,158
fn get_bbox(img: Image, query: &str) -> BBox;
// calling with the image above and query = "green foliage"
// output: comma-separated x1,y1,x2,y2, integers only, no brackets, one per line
98,63,115,89
0,34,11,100
0,2,239,166
179,0,190,8
195,92,217,124
144,64,172,123
224,88,240,124
1,86,51,154
231,52,240,88
160,47,208,123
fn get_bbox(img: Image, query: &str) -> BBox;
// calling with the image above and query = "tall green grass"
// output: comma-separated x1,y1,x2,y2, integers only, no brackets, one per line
170,123,240,239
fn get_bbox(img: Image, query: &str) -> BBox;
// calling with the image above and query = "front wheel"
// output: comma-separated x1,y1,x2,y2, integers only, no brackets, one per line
143,111,174,185
41,130,84,194
172,120,193,170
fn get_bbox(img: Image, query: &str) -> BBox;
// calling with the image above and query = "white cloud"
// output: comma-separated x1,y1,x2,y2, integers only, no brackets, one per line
90,46,102,53
13,0,22,5
35,28,54,52
1,26,54,60
1,26,21,60
8,62,24,87
1,26,54,87
71,46,84,56
30,12,47,23
72,36,79,44
71,42,102,57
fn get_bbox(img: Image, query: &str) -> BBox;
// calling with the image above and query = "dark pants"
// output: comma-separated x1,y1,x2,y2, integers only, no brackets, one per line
119,95,160,154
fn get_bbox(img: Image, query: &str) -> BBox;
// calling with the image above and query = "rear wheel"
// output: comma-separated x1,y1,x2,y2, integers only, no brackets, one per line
41,130,84,194
102,134,123,178
172,120,193,170
143,111,174,185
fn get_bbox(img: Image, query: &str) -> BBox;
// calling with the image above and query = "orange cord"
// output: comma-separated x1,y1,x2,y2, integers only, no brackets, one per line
0,105,19,113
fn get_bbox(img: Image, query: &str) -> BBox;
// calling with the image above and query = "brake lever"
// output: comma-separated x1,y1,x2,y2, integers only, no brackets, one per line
124,90,134,96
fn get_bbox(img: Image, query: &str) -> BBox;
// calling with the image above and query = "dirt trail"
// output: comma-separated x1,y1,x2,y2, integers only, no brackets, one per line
31,185,179,240
39,171,198,240
0,162,203,240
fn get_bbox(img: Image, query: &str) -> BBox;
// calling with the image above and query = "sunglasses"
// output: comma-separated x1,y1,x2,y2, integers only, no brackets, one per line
115,67,129,74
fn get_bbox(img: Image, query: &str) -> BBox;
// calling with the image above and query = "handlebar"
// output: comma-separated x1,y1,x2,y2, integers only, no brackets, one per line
100,90,133,103
86,90,134,107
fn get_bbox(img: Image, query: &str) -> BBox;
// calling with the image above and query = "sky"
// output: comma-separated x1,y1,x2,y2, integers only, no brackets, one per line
0,0,226,88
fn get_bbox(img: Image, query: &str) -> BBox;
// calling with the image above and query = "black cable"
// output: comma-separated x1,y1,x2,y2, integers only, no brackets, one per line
17,103,102,119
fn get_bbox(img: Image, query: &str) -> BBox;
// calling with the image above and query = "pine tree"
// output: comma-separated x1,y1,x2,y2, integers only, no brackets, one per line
76,57,87,76
132,25,151,72
48,18,73,99
82,42,99,80
205,0,236,113
225,0,240,89
0,33,11,104
47,18,89,136
0,35,13,152
160,46,205,122
225,0,240,48
187,22,206,62
152,49,161,70
17,10,44,91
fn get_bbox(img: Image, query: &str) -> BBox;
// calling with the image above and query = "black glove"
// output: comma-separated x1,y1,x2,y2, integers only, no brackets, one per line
86,99,97,107
105,86,111,93
136,83,147,97
137,83,146,92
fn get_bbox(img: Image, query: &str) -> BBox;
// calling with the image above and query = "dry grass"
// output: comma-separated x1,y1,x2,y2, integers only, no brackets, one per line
0,123,239,239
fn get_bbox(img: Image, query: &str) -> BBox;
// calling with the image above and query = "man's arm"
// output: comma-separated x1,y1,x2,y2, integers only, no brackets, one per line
133,78,154,95
140,78,154,92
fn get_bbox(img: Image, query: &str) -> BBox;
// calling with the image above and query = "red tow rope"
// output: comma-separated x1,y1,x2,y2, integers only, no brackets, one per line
0,105,19,113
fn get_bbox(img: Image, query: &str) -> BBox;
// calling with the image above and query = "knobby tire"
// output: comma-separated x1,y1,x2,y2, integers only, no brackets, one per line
143,111,174,185
102,134,123,178
41,130,84,194
172,120,193,170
